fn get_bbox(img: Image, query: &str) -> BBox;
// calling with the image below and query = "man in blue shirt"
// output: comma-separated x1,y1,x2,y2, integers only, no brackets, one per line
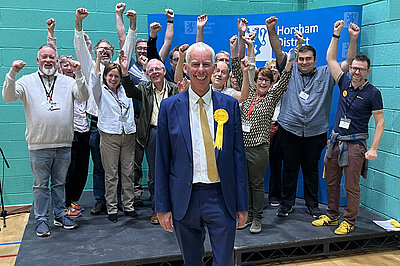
312,20,384,235
266,16,360,218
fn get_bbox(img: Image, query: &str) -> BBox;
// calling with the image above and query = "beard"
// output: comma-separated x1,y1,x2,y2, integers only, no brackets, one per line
41,66,56,76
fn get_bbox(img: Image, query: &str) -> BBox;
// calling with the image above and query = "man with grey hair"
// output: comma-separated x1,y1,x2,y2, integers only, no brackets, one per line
155,42,248,265
120,53,178,224
2,44,89,237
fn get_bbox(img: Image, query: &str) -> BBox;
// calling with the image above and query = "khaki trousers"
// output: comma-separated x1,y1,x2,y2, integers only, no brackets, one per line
100,131,136,214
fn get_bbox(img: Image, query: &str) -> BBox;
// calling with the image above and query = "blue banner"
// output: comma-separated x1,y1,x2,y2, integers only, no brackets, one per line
149,5,363,205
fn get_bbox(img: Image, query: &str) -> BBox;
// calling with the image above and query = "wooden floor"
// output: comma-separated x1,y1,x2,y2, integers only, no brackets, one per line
1,205,399,266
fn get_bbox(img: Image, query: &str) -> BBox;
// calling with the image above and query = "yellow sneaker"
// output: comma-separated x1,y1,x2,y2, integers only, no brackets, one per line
334,221,354,235
312,215,339,226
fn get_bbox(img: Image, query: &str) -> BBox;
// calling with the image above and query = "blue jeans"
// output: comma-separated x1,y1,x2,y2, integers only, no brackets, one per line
30,147,71,221
89,125,105,201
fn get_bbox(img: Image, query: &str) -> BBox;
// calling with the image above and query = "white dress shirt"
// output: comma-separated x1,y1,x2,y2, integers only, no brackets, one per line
188,87,219,184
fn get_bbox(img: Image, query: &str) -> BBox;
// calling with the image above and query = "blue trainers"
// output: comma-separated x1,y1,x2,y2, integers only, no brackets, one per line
35,220,51,237
54,216,78,230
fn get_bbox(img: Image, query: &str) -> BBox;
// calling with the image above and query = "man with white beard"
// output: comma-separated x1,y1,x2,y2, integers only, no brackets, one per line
2,44,89,237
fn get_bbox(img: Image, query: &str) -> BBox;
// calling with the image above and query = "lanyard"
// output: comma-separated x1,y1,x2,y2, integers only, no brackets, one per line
38,73,57,103
247,93,264,120
105,87,129,114
344,87,362,118
153,87,167,111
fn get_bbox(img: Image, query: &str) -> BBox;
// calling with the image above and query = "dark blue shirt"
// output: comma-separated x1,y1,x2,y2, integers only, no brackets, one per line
333,73,383,135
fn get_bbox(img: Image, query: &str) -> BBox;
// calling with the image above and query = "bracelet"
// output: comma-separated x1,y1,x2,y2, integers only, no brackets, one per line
332,34,340,39
167,20,174,24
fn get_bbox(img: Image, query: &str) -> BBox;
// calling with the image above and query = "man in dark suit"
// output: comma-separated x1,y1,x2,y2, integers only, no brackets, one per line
155,42,248,266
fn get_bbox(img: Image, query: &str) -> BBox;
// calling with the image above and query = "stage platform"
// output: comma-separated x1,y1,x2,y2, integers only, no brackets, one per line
16,191,400,265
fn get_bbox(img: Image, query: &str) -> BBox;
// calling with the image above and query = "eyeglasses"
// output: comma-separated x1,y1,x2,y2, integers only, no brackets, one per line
97,47,113,52
350,66,368,73
136,46,147,51
257,77,271,83
147,67,163,74
171,57,179,62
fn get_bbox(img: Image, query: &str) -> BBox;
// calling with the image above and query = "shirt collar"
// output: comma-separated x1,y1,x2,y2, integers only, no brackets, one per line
349,79,369,90
189,85,212,107
152,79,167,93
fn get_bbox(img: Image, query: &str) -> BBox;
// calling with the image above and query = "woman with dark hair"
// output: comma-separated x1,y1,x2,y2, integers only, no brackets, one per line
238,49,295,234
90,49,137,223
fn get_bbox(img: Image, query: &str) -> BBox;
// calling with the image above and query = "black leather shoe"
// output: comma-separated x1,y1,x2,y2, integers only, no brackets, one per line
108,213,118,223
124,210,138,218
133,198,144,207
90,200,106,215
306,206,322,218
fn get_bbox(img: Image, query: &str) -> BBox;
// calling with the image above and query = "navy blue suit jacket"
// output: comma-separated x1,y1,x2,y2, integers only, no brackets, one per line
155,89,248,221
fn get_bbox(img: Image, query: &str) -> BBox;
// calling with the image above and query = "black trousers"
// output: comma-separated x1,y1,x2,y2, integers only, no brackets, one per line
280,126,326,208
65,131,90,207
268,125,283,202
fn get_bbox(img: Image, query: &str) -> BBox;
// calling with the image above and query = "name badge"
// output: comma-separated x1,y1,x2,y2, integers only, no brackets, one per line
119,116,128,122
339,117,351,129
299,91,309,100
41,101,51,111
50,102,60,111
242,122,251,133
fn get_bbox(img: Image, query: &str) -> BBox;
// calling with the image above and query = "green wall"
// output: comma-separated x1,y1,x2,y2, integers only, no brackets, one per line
1,0,399,221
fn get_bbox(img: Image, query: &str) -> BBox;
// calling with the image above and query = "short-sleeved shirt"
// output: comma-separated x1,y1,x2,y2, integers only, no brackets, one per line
278,62,335,137
333,73,383,135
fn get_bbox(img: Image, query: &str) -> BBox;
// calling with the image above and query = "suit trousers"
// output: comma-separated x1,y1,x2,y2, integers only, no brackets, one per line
99,131,135,214
65,131,90,207
324,142,366,225
280,127,326,208
173,183,236,266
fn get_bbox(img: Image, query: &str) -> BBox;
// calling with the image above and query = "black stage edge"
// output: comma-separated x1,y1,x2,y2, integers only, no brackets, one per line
16,191,400,266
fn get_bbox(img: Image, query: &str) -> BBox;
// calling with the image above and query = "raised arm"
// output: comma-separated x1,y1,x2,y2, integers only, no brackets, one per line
120,50,142,100
266,16,285,67
46,18,58,55
233,58,250,103
237,18,248,59
326,20,345,82
115,2,127,48
70,60,89,101
159,9,174,63
147,22,163,61
242,36,256,87
365,112,385,160
340,22,360,73
2,60,26,103
196,14,208,43
120,9,138,67
74,8,93,82
174,44,189,83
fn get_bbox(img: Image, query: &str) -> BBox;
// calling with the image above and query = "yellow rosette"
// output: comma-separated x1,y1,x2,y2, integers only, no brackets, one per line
343,90,348,97
214,109,229,150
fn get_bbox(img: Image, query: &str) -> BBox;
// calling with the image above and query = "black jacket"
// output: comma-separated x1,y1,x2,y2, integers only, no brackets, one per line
122,75,178,146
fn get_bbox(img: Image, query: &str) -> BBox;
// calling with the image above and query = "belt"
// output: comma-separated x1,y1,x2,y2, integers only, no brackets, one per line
150,125,157,129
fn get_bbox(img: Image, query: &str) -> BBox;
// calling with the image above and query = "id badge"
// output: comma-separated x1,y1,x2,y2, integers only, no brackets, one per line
119,116,128,122
299,91,309,100
242,122,251,133
339,117,351,129
50,102,60,111
41,101,51,111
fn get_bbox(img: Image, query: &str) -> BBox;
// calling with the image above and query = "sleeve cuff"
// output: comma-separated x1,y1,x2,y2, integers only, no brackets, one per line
8,69,18,79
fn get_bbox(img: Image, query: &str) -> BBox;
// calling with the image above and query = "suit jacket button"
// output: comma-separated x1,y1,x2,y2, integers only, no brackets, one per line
189,163,193,168
188,182,191,186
